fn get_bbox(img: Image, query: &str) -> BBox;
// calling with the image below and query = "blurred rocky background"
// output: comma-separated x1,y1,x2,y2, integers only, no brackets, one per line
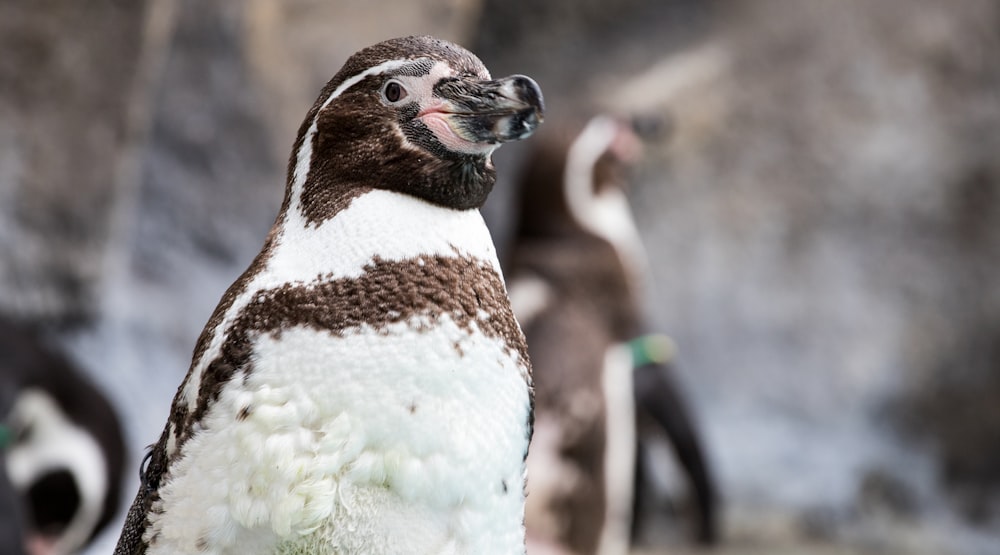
1,0,998,553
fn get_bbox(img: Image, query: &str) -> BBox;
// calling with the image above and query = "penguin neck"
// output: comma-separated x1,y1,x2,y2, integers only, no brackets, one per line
281,103,499,223
258,106,504,287
263,181,501,287
282,111,375,229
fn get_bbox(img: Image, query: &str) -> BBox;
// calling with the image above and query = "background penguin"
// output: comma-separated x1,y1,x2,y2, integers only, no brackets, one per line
0,316,126,555
505,114,717,554
114,36,543,554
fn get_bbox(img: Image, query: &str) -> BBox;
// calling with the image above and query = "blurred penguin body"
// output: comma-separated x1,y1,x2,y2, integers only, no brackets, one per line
114,36,543,554
0,317,126,555
508,115,716,554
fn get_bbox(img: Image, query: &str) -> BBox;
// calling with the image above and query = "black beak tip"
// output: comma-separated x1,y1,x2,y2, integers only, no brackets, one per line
510,74,545,117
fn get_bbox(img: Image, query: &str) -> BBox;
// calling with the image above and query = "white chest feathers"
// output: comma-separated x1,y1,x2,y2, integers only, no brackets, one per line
147,190,531,554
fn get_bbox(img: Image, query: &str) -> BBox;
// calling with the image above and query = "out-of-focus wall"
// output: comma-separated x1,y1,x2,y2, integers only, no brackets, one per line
612,0,1000,551
0,0,148,324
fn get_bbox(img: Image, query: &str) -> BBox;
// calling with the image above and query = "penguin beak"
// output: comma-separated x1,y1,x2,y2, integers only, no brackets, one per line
420,74,545,153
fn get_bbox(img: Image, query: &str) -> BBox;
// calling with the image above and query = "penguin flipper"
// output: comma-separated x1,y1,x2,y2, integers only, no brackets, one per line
115,489,151,555
114,433,169,555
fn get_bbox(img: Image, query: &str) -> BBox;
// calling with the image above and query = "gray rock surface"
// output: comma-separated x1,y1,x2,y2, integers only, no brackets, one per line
0,0,147,324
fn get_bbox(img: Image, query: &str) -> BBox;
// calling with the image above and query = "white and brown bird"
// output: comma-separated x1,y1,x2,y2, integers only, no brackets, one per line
114,35,543,554
507,115,716,555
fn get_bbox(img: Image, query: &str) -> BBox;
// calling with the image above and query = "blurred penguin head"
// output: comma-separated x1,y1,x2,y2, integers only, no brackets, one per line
0,317,126,555
513,112,667,239
6,388,109,555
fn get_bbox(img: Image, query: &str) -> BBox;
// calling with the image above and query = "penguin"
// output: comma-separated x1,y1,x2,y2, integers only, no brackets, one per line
0,316,127,555
114,36,543,555
505,114,716,555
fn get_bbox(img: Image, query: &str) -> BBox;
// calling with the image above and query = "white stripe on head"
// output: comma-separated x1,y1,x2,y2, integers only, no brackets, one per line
290,59,415,217
563,116,649,282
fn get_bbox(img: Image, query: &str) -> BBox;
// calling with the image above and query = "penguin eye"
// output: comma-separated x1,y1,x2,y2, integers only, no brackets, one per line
382,80,407,103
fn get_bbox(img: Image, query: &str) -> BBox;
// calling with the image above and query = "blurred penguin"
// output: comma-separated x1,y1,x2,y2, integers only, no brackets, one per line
0,317,126,555
506,114,717,554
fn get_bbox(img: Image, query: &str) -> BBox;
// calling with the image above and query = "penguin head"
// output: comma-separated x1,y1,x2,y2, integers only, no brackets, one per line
291,35,545,218
0,317,125,555
514,114,656,240
5,389,111,555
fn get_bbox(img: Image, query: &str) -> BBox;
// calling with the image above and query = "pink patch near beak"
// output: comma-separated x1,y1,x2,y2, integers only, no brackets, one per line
26,533,59,555
609,123,643,163
418,107,497,155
